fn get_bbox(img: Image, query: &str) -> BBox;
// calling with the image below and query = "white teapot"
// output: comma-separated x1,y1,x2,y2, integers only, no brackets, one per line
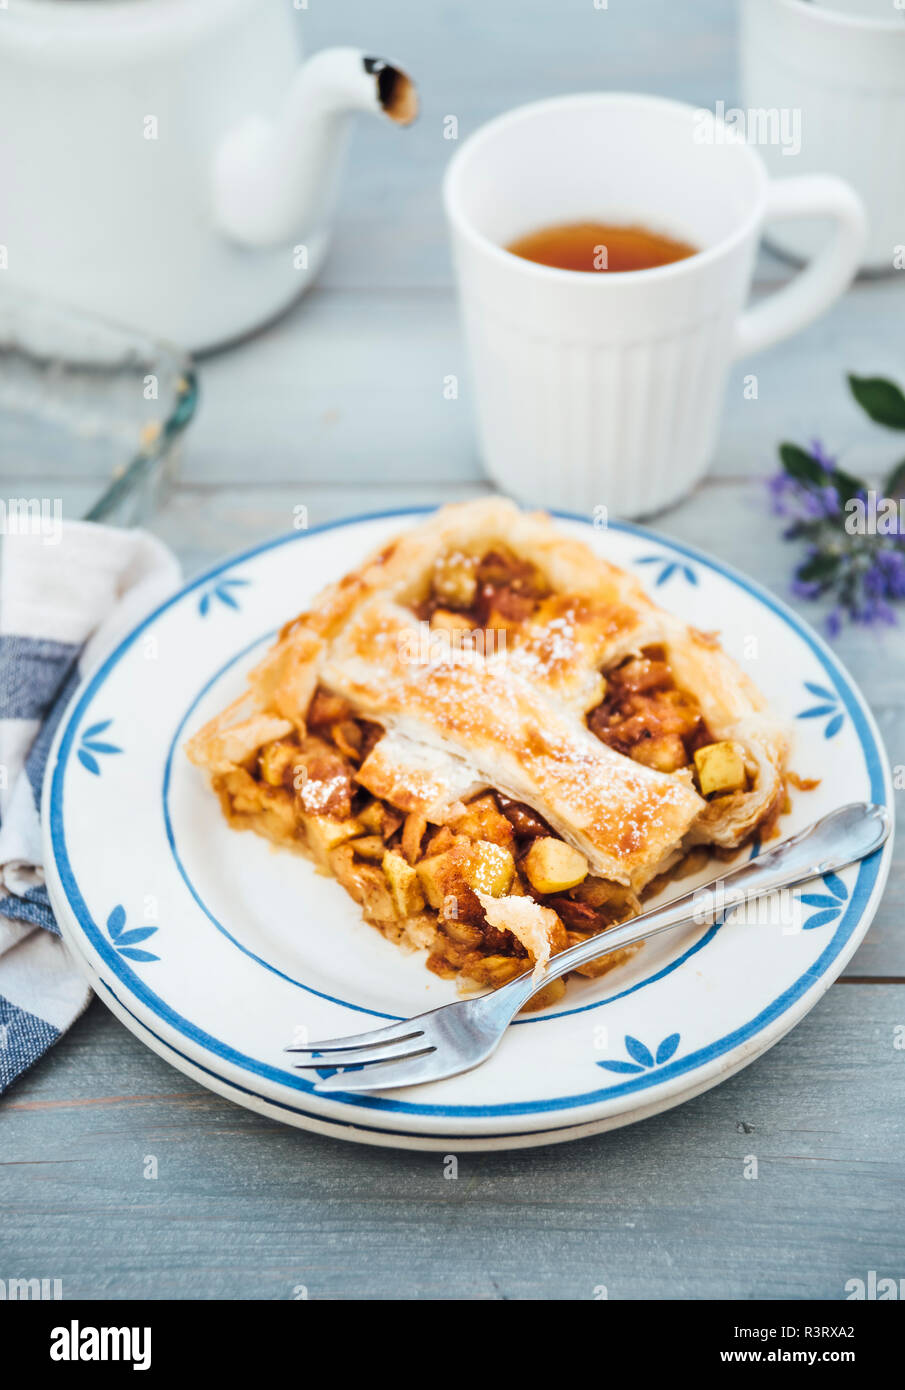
0,0,417,350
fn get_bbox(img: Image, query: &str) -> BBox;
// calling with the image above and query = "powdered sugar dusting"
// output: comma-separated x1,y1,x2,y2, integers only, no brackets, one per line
299,774,350,815
320,598,702,886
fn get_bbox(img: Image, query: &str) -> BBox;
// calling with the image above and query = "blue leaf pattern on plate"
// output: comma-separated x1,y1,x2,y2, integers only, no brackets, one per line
83,719,112,738
796,681,845,740
625,1035,655,1068
797,870,848,931
822,871,847,900
115,927,158,946
105,906,159,963
635,554,698,588
799,909,839,931
77,719,122,775
198,576,251,616
107,905,127,940
598,1032,681,1075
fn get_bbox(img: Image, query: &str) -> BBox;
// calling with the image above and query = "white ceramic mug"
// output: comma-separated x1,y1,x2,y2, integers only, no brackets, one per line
443,93,866,518
741,0,905,274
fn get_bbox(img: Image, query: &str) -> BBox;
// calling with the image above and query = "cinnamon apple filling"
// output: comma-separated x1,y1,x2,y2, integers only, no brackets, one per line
212,680,645,1005
588,648,753,803
413,545,551,633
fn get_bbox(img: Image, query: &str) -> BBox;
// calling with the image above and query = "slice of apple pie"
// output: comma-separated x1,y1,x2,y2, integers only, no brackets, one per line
187,499,790,1004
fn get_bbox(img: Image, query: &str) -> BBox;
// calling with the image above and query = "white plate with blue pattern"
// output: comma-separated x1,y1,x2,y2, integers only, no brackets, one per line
43,510,894,1150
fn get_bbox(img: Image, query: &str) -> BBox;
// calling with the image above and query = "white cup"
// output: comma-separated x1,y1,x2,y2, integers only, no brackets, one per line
741,0,905,274
443,93,865,518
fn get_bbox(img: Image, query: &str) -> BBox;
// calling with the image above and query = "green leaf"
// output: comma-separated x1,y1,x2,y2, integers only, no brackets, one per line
780,442,825,486
797,552,841,584
885,458,905,498
830,467,867,504
848,375,905,430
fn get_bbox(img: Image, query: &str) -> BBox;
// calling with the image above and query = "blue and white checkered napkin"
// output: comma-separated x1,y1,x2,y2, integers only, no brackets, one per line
0,521,180,1092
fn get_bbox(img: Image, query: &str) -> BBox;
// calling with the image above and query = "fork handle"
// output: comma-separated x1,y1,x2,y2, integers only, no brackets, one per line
502,801,890,1014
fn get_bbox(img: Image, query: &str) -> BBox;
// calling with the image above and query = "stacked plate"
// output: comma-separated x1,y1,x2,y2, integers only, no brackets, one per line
43,512,893,1150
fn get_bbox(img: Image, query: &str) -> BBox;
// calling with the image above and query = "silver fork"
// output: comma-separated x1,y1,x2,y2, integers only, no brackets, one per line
286,801,890,1094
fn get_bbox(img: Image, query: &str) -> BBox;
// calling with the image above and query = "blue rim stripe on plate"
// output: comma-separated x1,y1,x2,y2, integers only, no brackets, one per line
47,508,890,1121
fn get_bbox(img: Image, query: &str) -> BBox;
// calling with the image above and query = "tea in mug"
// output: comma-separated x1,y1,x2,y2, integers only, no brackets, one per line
506,221,697,273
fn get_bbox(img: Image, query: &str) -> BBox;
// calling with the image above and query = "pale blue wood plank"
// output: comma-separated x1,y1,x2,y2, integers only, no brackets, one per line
8,279,902,492
182,291,479,487
2,988,903,1300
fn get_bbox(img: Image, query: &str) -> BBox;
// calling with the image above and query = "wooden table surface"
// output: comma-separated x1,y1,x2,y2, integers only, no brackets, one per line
3,0,904,1300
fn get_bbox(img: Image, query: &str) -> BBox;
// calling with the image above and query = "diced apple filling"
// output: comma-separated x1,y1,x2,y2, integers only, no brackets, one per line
349,834,385,861
693,741,748,797
415,850,456,911
244,680,676,997
468,841,516,897
258,739,299,787
432,551,478,610
629,734,688,774
522,837,589,894
587,649,709,773
447,794,515,850
358,798,403,839
382,849,426,916
416,839,514,910
430,607,474,634
304,814,364,868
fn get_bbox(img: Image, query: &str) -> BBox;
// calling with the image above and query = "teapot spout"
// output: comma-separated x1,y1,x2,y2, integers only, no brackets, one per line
360,54,419,127
214,47,417,249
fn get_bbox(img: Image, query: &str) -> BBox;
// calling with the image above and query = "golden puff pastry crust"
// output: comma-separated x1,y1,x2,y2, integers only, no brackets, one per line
188,499,790,898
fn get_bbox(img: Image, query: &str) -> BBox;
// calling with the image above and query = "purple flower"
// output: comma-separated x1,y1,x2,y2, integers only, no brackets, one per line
874,548,905,597
855,596,897,626
825,609,843,639
767,465,839,522
864,563,884,598
809,438,837,472
770,420,905,636
792,577,823,599
817,484,841,516
768,473,816,521
767,472,798,518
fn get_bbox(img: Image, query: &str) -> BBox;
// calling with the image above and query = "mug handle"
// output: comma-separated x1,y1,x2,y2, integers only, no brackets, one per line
733,175,866,360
